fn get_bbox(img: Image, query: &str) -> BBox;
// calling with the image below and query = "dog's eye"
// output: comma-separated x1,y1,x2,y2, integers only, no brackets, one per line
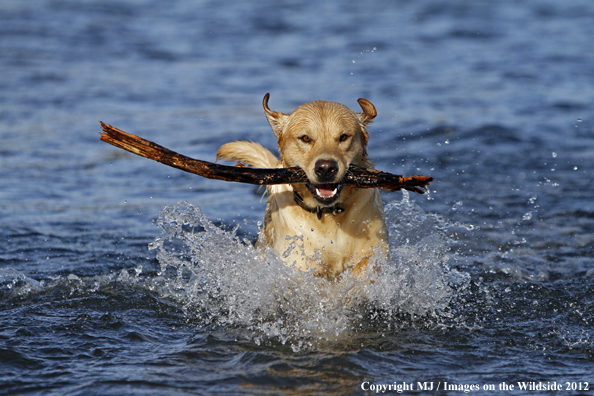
299,135,311,143
339,134,350,142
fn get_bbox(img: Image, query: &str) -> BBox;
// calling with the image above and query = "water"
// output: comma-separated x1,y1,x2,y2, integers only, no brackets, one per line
1,0,594,394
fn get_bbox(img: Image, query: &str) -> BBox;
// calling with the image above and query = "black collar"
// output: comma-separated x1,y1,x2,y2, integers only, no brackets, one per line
293,190,345,220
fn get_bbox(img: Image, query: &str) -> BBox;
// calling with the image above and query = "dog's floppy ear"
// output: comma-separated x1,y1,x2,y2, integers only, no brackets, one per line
356,98,377,125
263,93,289,138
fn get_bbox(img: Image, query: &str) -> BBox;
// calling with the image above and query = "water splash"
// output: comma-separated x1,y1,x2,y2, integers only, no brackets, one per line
0,268,44,294
0,195,469,350
150,194,470,349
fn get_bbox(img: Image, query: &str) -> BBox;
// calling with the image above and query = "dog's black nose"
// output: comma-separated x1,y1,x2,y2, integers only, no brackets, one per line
314,159,339,181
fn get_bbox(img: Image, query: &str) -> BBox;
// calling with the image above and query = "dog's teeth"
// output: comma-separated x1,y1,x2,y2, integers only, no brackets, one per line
315,187,337,198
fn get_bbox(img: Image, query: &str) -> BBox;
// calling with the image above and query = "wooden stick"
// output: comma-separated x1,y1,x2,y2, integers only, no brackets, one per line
99,122,432,193
343,166,432,194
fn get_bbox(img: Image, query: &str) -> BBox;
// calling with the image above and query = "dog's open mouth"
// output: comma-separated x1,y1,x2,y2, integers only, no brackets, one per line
306,183,343,206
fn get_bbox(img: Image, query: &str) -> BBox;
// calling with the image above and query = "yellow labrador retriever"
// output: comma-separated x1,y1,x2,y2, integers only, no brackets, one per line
217,94,388,278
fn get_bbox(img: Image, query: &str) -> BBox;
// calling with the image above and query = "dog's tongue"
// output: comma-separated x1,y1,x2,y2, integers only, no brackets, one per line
315,184,337,198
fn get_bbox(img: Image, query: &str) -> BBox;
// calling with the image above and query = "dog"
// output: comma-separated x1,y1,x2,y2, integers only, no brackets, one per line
216,94,388,278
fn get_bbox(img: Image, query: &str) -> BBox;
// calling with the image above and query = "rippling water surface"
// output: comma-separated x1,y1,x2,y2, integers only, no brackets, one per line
1,0,594,394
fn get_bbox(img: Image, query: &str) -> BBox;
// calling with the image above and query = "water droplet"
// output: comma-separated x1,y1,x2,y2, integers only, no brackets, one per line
577,118,582,122
522,211,532,221
452,201,463,211
574,166,578,170
552,152,557,158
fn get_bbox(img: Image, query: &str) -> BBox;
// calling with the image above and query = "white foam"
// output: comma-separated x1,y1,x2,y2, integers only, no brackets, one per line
149,193,470,350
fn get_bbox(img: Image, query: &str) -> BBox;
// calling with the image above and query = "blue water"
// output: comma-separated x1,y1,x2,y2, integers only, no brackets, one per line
1,0,594,394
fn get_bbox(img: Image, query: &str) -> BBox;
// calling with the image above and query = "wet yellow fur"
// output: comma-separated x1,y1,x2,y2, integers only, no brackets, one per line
217,94,388,278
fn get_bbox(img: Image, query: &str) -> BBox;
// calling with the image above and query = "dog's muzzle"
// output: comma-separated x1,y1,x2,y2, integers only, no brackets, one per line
308,159,343,205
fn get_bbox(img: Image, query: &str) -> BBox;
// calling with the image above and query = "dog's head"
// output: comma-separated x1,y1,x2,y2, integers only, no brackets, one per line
263,93,376,208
